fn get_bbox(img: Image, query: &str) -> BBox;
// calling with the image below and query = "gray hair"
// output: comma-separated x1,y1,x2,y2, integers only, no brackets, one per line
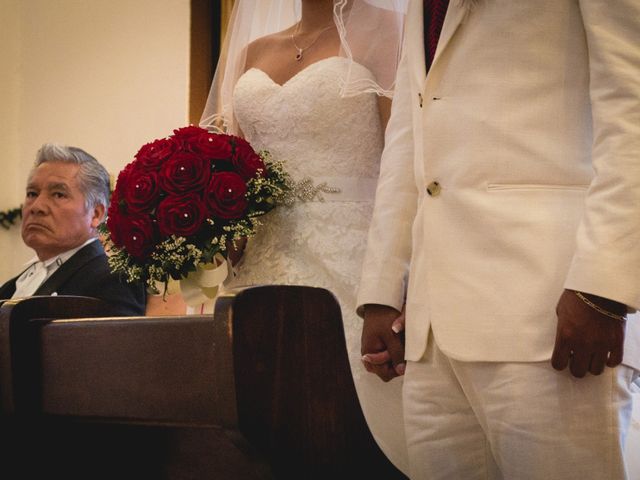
33,143,111,211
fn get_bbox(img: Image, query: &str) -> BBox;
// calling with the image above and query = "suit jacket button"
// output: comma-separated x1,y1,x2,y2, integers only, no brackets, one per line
418,93,423,107
426,181,441,197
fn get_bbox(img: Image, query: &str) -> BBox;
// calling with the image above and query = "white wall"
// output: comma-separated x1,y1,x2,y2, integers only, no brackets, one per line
0,0,26,280
0,0,191,281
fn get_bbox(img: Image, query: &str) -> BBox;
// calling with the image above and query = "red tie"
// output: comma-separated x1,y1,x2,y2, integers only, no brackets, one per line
424,0,450,72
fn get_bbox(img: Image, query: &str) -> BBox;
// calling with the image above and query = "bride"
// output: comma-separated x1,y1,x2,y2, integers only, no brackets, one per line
200,0,409,474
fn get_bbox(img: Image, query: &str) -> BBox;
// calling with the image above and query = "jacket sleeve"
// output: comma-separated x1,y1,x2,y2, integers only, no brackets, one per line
564,0,640,311
356,49,420,315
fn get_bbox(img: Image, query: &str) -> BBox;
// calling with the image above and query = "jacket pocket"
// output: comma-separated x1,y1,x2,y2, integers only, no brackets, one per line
487,183,589,192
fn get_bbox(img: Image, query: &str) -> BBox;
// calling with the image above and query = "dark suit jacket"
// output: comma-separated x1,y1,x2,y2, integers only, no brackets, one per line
0,240,146,316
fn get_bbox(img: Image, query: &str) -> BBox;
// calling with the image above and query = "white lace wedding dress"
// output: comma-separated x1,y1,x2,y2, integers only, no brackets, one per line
230,56,408,474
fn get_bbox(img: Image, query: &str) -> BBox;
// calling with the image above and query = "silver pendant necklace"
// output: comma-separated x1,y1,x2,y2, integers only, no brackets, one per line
290,22,334,62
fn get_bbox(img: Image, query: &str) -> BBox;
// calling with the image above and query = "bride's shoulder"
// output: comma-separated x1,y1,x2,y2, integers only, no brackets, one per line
244,28,294,71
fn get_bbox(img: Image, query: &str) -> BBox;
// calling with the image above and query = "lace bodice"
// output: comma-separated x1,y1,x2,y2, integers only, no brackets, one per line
229,56,408,474
233,56,382,180
230,56,385,294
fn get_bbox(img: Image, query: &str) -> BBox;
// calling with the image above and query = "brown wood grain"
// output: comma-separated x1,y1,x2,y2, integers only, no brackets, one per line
232,286,406,479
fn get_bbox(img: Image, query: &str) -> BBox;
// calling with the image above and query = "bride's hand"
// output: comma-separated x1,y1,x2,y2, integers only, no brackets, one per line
392,305,406,334
361,304,406,382
362,306,406,364
226,237,247,267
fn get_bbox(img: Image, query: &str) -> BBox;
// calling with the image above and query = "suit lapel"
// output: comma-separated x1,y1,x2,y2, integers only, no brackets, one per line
0,278,18,300
407,0,427,83
35,240,104,296
0,264,32,300
409,0,467,85
428,2,466,75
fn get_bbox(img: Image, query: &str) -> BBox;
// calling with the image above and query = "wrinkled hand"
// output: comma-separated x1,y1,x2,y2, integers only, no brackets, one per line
361,304,406,381
551,289,626,378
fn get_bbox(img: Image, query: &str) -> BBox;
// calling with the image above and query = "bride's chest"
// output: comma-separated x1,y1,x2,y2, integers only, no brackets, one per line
233,59,350,124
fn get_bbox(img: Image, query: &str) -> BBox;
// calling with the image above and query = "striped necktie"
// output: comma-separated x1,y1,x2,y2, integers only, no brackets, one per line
424,0,450,72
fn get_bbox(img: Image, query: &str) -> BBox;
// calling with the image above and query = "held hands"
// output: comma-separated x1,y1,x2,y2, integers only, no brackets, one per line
551,289,627,378
361,304,406,381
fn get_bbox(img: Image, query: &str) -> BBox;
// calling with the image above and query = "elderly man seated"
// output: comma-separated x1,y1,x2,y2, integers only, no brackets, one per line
0,143,145,315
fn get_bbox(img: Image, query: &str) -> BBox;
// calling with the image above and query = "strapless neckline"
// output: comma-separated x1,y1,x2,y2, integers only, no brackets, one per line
245,56,343,88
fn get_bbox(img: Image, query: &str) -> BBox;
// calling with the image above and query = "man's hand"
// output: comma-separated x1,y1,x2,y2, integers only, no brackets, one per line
361,304,406,381
551,289,626,378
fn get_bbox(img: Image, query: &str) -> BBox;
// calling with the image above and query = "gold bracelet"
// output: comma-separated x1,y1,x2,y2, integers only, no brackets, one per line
574,291,626,321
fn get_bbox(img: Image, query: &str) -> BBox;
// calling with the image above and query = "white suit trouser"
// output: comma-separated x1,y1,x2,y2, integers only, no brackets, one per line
403,334,638,480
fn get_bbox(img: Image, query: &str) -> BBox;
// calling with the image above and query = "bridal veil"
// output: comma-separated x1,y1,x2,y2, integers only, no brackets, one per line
200,0,408,133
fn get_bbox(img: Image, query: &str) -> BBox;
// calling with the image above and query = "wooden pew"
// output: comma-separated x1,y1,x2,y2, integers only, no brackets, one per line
1,296,236,424
230,286,404,479
0,287,406,479
0,295,260,479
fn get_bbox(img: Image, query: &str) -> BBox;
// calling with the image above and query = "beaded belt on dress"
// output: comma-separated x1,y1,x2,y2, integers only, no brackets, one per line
292,176,378,203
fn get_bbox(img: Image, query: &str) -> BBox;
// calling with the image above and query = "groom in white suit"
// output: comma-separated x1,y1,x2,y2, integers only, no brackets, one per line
358,0,640,478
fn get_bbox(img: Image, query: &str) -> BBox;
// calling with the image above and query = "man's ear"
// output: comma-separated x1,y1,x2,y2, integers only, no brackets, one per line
91,204,106,228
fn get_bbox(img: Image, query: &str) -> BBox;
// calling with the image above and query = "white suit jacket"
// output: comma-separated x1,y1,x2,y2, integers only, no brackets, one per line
357,0,640,367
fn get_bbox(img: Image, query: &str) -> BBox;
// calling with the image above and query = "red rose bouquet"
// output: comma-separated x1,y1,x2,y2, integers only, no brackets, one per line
101,126,292,298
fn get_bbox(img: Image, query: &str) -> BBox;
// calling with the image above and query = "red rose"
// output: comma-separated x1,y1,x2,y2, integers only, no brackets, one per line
106,166,133,245
156,193,207,237
106,200,124,247
206,172,248,220
158,151,210,195
231,136,266,179
108,181,122,216
135,138,177,171
122,169,160,213
109,213,156,260
190,131,233,160
113,161,135,196
172,125,208,143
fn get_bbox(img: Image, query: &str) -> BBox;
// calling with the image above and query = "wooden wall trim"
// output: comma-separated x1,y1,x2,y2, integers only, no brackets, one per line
221,0,234,45
189,0,234,125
